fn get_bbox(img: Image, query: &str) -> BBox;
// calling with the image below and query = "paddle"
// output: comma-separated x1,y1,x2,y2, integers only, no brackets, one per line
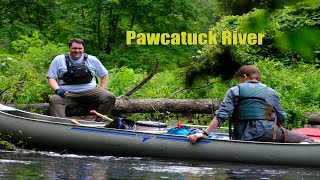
69,118,83,125
89,110,113,122
177,121,208,129
90,110,136,130
177,121,228,130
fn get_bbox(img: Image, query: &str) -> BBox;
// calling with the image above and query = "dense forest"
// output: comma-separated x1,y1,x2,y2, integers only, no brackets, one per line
0,0,319,128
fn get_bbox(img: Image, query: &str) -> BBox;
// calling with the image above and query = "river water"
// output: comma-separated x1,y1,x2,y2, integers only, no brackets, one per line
0,150,320,179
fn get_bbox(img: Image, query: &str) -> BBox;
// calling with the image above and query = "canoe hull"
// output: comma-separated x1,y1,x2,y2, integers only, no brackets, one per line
0,108,319,167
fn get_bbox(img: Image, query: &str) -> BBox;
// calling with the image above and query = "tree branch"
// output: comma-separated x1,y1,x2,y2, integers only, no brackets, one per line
124,61,160,97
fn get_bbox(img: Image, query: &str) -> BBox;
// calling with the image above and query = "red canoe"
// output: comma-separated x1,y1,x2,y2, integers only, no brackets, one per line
293,128,320,141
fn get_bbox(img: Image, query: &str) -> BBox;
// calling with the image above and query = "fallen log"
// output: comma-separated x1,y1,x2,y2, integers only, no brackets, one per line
4,98,320,124
303,112,320,125
115,97,219,114
5,98,220,115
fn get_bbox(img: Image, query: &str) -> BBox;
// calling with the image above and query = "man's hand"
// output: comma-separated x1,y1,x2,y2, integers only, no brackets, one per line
55,89,67,97
187,133,206,144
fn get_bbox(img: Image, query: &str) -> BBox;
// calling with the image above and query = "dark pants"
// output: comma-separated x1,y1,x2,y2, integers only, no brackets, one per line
48,88,116,118
254,127,315,143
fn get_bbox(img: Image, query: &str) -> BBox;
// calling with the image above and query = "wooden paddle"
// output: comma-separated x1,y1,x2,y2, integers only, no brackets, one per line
177,121,208,128
69,118,83,125
89,110,113,122
177,121,228,130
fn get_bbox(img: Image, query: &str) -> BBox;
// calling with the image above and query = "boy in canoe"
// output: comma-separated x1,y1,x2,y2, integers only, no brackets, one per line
47,38,116,120
188,65,314,144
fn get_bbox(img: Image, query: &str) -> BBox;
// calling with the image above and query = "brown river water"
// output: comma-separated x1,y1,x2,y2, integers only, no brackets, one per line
0,150,319,179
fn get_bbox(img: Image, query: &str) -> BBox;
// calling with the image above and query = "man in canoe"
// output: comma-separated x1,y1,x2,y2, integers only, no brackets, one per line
47,38,116,120
188,65,314,144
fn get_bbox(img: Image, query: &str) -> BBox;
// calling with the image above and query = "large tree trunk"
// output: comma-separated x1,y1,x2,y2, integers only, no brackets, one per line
5,98,320,124
303,113,320,125
5,98,220,115
115,98,219,114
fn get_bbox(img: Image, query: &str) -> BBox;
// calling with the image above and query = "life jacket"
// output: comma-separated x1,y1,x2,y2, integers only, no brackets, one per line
236,82,273,121
60,53,93,85
230,82,274,139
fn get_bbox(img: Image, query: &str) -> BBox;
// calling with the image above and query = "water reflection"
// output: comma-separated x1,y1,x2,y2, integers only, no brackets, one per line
0,150,319,179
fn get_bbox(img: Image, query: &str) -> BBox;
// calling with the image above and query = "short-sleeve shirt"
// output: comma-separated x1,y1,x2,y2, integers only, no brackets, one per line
47,53,108,92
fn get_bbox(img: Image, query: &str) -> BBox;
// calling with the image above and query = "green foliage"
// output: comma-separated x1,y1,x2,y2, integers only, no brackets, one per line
109,67,185,98
0,138,17,151
103,44,196,72
0,33,65,103
108,67,145,96
0,21,38,52
188,1,320,87
257,61,320,108
109,66,231,100
217,0,308,15
0,0,214,72
256,60,320,128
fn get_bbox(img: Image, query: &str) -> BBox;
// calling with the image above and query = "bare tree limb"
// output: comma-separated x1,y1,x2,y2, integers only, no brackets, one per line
124,61,160,97
169,80,218,99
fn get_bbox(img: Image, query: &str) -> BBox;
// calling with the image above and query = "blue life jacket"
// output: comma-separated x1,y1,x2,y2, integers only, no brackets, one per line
236,82,272,121
230,82,274,139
